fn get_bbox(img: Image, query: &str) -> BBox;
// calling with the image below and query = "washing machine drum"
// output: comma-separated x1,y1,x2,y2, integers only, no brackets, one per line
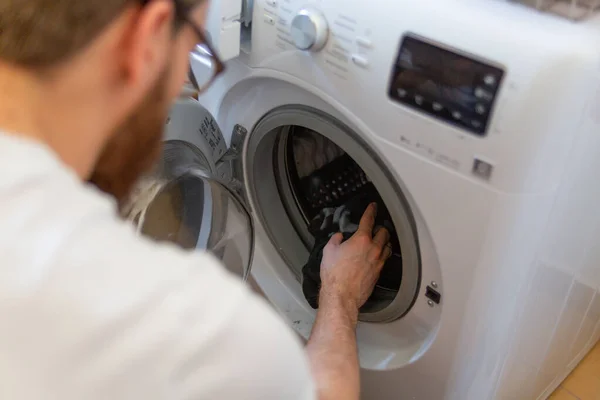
122,141,254,281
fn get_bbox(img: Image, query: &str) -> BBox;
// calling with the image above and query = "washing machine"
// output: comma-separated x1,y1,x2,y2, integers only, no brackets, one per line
129,0,600,398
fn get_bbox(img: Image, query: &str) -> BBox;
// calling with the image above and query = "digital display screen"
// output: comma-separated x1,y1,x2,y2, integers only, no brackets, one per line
389,35,504,136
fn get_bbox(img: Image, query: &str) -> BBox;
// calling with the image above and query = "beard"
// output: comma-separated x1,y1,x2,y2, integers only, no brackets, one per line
88,67,170,206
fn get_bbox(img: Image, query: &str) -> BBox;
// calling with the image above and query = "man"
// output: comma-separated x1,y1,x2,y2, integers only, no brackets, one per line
0,1,391,399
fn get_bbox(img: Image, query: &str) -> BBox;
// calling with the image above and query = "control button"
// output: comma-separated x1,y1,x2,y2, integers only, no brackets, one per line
264,14,275,25
475,104,486,115
351,54,369,68
414,95,424,106
432,102,443,112
290,8,330,51
475,87,493,101
266,0,277,6
452,111,462,120
471,120,482,129
473,158,494,180
483,74,497,86
356,37,373,48
397,88,407,98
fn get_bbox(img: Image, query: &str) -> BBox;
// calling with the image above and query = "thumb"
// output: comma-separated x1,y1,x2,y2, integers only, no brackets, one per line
327,232,344,247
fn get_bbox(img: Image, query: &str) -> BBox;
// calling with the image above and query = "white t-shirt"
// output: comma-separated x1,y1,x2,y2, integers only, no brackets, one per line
0,133,316,400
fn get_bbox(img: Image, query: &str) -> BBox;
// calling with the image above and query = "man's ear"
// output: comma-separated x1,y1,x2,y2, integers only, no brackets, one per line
121,0,175,93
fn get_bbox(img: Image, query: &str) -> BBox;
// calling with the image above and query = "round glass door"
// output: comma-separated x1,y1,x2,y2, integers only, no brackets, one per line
241,106,421,323
123,140,254,281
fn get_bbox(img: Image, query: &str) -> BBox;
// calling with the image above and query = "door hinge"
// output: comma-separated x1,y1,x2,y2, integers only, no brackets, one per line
221,124,248,160
216,124,248,199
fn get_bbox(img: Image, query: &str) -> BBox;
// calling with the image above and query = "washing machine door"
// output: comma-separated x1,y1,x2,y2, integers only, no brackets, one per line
122,102,254,281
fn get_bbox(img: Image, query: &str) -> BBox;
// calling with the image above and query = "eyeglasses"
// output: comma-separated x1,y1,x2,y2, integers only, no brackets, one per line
140,0,226,92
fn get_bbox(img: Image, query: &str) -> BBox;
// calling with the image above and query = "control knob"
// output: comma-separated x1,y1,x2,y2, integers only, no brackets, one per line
290,8,329,52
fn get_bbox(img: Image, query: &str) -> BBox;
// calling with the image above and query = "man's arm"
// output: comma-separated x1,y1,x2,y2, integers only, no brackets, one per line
306,203,392,400
306,292,361,400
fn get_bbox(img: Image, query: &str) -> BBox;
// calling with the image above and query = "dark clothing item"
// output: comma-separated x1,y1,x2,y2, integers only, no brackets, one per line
301,189,402,313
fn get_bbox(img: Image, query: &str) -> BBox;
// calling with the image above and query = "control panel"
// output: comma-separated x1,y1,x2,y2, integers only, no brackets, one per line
260,0,375,81
388,34,505,137
250,1,507,140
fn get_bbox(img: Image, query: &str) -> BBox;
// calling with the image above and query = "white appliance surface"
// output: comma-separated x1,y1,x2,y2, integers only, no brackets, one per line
172,0,600,398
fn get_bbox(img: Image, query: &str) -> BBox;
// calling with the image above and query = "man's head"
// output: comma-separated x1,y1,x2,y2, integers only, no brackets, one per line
0,0,212,202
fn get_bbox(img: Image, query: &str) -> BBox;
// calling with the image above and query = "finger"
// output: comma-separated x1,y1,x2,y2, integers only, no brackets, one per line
383,244,393,260
373,227,390,248
327,232,344,247
357,203,377,235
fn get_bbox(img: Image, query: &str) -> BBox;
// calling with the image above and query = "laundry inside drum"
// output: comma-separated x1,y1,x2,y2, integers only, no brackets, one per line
278,126,403,314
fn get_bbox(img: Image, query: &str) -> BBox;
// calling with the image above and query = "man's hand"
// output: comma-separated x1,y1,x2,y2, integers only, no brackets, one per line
319,203,392,314
306,202,392,400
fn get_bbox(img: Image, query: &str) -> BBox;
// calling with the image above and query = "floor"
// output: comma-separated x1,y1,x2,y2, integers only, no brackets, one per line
550,343,600,400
